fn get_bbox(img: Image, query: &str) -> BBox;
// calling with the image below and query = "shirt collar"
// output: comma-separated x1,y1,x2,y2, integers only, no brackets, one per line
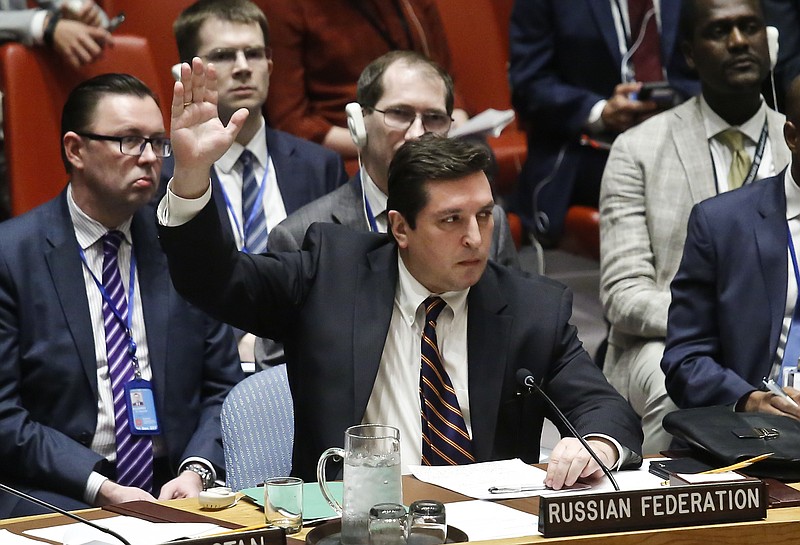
67,184,133,250
216,115,268,174
785,163,800,221
396,253,469,327
700,94,767,144
360,168,388,219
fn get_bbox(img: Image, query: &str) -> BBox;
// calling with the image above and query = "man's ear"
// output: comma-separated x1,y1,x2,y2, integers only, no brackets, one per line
63,132,85,171
388,210,410,248
785,121,798,155
681,40,696,71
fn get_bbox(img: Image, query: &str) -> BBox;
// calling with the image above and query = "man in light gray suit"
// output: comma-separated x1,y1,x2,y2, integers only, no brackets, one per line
267,50,519,270
599,0,790,454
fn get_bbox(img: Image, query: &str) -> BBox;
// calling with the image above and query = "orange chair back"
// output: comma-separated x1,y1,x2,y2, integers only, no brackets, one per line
100,0,194,109
432,0,526,195
0,36,163,216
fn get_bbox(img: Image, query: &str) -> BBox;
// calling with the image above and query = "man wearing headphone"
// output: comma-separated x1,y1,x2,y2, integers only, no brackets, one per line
600,0,790,454
267,50,519,269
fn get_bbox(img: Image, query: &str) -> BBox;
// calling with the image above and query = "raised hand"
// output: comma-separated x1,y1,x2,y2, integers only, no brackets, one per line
170,58,249,198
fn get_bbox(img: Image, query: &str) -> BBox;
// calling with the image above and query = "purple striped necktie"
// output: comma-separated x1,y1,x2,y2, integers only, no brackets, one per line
419,296,475,465
102,231,153,492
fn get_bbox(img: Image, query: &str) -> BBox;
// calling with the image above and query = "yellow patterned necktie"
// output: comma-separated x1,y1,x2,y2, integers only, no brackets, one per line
716,129,752,190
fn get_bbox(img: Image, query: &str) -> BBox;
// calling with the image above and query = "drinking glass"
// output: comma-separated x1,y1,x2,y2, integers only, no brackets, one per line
264,476,303,534
406,500,446,545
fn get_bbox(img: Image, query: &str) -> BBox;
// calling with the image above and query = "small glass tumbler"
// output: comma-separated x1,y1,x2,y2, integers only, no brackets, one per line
368,503,407,545
406,500,446,545
264,476,304,534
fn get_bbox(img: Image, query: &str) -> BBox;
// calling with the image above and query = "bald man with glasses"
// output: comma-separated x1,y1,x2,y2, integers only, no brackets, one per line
267,50,519,270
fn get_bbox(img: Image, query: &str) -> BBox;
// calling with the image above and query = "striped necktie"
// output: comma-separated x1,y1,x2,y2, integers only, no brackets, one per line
716,129,752,190
239,150,268,253
102,231,153,492
628,0,663,82
419,297,475,465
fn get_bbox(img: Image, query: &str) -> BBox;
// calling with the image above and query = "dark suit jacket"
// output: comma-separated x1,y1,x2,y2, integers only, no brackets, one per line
0,193,243,516
267,173,522,270
663,171,791,408
159,126,348,238
159,201,643,480
508,0,699,240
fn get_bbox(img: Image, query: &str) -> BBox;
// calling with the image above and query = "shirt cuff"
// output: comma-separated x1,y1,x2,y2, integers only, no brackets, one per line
179,457,218,485
584,433,630,470
30,10,49,45
156,178,212,226
84,471,109,505
584,100,608,134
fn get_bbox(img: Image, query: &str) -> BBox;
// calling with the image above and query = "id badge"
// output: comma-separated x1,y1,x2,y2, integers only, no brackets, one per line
124,379,161,435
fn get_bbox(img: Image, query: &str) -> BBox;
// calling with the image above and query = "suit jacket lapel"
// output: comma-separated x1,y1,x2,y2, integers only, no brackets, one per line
587,0,623,66
130,209,169,411
267,128,305,215
755,177,789,358
45,195,98,397
209,170,235,241
352,242,397,422
672,100,718,203
466,268,512,461
332,174,370,230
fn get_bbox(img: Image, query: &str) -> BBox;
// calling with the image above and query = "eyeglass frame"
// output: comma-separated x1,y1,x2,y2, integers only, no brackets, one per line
369,106,453,133
200,46,272,65
76,132,172,158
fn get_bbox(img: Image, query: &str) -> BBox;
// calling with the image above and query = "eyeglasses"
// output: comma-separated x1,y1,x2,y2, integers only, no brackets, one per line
77,133,172,158
371,107,452,133
202,46,272,65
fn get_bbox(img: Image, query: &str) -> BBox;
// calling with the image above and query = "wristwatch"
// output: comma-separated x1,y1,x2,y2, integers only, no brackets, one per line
181,462,214,490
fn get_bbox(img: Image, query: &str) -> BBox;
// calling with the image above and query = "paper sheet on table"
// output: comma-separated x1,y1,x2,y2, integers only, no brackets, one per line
0,529,48,544
410,458,555,499
445,500,539,540
550,458,669,496
24,515,221,545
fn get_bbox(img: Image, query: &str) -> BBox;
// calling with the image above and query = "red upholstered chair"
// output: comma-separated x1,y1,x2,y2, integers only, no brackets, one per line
560,206,601,262
433,0,527,197
0,35,163,216
98,0,193,111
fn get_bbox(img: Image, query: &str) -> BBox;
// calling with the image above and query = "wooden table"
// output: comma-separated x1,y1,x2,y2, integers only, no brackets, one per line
3,476,800,544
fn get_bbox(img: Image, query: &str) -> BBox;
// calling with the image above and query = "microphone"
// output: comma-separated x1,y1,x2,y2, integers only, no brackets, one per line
0,481,132,545
516,368,620,491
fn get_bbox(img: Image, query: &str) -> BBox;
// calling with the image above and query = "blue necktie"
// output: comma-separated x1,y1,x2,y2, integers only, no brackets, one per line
102,231,153,492
419,297,475,465
239,150,268,254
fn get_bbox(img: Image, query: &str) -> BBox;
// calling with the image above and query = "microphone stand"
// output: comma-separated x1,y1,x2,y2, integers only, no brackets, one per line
517,369,621,491
0,482,132,545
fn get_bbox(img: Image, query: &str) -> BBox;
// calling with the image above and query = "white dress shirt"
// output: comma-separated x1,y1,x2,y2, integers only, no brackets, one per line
771,164,800,380
363,256,470,473
67,186,161,501
701,96,774,193
213,116,286,248
360,168,388,233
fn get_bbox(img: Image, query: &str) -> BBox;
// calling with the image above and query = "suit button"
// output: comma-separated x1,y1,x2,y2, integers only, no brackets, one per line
77,432,92,445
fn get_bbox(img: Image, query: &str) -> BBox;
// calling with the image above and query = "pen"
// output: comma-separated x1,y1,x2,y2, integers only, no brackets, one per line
762,378,799,408
699,452,774,474
488,485,548,494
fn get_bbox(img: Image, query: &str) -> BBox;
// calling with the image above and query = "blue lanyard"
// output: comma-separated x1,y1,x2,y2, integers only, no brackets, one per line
215,154,271,253
361,176,380,233
78,240,140,374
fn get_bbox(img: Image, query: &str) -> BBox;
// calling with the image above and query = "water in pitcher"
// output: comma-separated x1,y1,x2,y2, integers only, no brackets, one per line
341,452,402,545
